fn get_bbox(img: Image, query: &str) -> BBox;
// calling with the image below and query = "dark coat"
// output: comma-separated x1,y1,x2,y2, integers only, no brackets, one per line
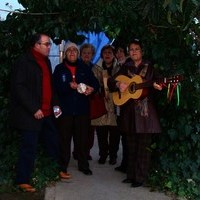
53,59,99,116
10,51,57,131
107,59,161,134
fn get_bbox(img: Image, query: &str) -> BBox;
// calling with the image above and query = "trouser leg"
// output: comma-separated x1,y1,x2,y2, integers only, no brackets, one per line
74,115,90,170
120,132,128,168
72,135,78,159
108,126,120,160
135,133,152,183
41,116,59,162
96,126,108,159
16,130,38,184
126,132,136,180
126,132,152,182
57,116,73,172
86,126,95,156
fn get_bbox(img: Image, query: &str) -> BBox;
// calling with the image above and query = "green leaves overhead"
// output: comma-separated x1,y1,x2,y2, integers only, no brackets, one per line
6,0,198,42
1,1,200,198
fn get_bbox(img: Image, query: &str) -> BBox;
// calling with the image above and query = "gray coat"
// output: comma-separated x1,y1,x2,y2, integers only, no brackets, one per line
91,58,120,126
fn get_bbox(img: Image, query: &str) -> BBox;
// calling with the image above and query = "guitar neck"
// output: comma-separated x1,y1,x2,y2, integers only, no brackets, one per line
135,75,182,90
135,81,153,90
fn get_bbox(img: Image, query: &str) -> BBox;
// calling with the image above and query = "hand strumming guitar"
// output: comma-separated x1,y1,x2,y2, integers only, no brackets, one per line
153,82,162,91
116,81,128,93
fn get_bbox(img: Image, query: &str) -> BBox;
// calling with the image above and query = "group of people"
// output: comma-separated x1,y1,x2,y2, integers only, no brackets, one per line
10,33,162,192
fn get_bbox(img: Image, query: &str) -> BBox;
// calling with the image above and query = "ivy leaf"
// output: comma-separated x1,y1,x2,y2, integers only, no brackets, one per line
167,10,173,24
168,129,177,141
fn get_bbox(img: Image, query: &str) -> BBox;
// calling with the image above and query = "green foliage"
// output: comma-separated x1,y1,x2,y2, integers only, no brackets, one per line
0,0,200,199
149,72,200,199
149,105,200,199
30,149,59,190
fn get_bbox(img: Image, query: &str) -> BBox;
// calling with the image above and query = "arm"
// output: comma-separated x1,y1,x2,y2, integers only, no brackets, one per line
85,68,100,95
53,64,74,95
11,57,41,115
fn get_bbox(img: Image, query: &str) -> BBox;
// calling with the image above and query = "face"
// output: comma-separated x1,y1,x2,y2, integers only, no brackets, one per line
34,35,52,57
81,47,93,64
65,47,78,63
115,47,126,62
102,48,115,65
129,43,142,63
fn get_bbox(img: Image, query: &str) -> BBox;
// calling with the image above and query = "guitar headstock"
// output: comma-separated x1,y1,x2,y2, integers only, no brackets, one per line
159,74,184,84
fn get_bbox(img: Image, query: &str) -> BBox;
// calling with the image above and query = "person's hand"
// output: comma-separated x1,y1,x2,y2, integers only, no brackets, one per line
117,82,128,92
34,109,44,119
84,86,94,96
70,81,78,89
153,82,162,90
53,106,62,118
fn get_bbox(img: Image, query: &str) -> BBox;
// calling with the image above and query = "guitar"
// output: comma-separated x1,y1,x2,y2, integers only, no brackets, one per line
112,74,183,106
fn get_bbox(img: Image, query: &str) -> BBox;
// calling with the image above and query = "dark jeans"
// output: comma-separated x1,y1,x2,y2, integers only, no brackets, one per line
16,116,59,184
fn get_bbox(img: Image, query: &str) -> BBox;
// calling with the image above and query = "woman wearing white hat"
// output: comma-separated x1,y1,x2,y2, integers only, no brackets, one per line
53,42,99,177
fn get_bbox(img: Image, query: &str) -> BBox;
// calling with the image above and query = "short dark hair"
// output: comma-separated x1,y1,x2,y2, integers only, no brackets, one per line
114,45,128,56
29,33,49,48
128,38,143,50
100,44,115,58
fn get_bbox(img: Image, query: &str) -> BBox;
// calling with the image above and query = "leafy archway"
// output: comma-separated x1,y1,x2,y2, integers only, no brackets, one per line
0,0,200,198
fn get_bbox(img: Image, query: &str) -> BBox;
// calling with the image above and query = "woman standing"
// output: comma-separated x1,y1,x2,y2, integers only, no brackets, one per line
53,42,99,176
108,39,162,187
73,43,96,160
92,44,120,165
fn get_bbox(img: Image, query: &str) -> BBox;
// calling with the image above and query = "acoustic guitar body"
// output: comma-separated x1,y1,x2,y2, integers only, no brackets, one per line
112,74,183,106
113,75,147,106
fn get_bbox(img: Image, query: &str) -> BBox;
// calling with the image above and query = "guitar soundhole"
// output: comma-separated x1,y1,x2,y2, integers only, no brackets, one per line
129,82,136,94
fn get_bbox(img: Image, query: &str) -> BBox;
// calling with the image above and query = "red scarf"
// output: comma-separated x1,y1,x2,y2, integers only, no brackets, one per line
31,48,52,116
65,63,77,82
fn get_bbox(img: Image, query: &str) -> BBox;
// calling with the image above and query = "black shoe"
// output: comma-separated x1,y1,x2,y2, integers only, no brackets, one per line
122,178,134,183
98,157,106,164
131,181,143,187
109,159,117,165
79,168,93,175
115,166,126,173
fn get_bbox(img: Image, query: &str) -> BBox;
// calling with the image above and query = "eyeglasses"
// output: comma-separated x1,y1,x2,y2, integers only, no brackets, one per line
129,48,141,52
38,42,52,47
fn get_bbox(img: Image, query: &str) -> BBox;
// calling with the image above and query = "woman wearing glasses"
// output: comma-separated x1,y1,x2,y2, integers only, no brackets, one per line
107,39,162,187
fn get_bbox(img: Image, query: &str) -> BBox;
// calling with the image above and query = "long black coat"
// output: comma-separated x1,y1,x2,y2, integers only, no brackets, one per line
10,51,57,131
107,59,161,134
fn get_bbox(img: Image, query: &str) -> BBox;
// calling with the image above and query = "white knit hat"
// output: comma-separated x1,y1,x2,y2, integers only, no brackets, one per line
64,42,80,54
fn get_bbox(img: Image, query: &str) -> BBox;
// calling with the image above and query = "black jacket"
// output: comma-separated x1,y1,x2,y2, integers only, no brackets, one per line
10,51,57,131
53,59,99,116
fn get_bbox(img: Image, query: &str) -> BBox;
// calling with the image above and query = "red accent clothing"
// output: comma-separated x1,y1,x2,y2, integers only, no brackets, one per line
65,64,77,82
31,49,52,116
